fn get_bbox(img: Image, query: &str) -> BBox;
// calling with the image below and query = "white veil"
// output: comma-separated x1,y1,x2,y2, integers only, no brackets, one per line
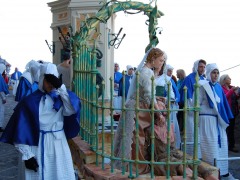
126,48,153,104
206,63,220,84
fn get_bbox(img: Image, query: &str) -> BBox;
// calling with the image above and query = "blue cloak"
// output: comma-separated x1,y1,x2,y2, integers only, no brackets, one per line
15,77,39,102
179,72,205,103
171,78,180,103
207,82,233,124
0,89,81,146
11,71,22,80
0,75,9,95
118,74,133,98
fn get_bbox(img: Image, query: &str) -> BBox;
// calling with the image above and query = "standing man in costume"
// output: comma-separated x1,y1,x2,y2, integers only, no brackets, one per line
114,63,122,95
0,63,81,180
179,59,206,157
11,67,22,96
118,65,134,98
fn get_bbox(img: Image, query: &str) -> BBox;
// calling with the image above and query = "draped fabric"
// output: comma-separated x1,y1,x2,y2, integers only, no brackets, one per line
0,75,9,95
11,71,22,80
198,81,231,175
0,89,81,145
113,66,154,174
155,74,181,149
118,74,133,98
171,78,180,103
15,77,32,102
179,72,205,103
114,71,123,92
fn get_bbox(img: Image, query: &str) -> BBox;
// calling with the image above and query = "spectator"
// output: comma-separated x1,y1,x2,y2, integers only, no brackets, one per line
2,70,9,85
220,74,239,153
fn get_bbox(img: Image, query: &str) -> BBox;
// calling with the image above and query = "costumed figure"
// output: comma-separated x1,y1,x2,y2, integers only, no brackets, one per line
114,63,123,95
179,59,206,157
198,63,236,179
113,49,217,179
15,60,41,102
113,48,166,174
0,63,81,180
0,63,9,131
154,63,181,149
113,63,123,115
118,65,134,98
11,67,22,96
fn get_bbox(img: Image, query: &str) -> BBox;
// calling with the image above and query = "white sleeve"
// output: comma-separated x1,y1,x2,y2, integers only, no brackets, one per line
57,84,76,116
15,144,35,160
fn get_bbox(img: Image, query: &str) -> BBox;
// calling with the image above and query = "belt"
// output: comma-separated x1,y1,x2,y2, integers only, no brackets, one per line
40,128,63,180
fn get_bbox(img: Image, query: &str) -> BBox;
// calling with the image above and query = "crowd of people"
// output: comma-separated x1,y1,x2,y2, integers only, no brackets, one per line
113,48,239,179
0,48,239,179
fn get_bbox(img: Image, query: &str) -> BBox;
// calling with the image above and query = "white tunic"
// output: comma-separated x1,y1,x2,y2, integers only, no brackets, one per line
198,83,228,175
15,85,76,180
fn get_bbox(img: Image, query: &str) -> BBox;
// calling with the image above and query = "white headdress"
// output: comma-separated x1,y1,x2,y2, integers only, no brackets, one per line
38,63,59,92
192,60,200,73
126,65,133,71
206,63,220,84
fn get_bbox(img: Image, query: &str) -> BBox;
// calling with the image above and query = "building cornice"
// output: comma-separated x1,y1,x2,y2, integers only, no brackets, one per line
48,0,70,12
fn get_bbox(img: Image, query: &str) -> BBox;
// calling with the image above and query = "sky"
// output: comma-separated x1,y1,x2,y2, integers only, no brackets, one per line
0,0,239,85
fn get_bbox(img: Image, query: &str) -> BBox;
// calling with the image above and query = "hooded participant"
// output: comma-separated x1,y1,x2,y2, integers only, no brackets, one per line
0,62,81,180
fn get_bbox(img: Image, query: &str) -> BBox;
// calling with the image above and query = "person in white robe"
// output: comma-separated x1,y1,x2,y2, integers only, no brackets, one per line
179,59,206,158
11,67,22,96
0,62,81,180
198,63,236,180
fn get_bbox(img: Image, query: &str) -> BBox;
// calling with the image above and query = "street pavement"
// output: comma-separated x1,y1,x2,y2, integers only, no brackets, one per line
0,92,24,180
0,92,239,179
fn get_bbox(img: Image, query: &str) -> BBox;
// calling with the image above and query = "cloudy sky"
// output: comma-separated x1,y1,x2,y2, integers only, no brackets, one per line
0,0,239,85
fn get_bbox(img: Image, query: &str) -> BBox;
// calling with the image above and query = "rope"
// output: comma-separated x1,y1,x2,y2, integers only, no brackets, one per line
220,64,240,72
